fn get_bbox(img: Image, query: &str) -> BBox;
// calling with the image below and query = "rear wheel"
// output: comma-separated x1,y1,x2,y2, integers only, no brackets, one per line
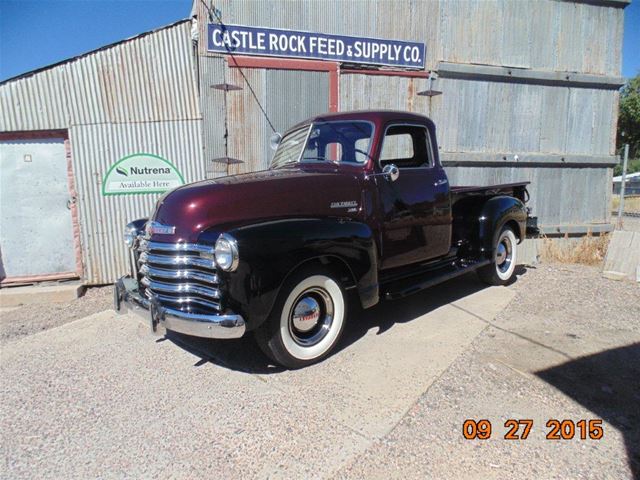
477,226,517,285
255,268,347,369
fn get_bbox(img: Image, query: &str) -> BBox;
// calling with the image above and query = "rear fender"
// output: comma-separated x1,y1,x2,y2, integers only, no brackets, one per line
477,196,527,258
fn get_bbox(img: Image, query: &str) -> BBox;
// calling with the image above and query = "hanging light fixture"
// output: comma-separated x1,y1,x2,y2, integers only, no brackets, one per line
417,71,442,97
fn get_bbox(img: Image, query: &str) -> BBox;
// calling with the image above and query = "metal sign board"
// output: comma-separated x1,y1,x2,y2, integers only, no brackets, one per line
102,153,185,196
208,24,426,69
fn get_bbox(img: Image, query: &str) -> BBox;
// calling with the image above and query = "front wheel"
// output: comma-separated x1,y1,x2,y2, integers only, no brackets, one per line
255,269,347,369
477,226,518,285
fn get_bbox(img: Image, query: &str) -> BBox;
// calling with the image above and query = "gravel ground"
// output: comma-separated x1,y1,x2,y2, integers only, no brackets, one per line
503,263,639,332
1,263,638,479
1,275,503,479
0,286,111,345
335,263,640,479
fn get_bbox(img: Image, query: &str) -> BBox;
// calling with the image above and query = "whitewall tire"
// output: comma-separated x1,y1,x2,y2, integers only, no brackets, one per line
255,269,347,369
477,226,518,286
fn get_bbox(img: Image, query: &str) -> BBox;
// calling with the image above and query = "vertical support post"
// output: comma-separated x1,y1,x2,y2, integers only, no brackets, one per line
617,144,629,229
328,64,340,159
329,63,339,113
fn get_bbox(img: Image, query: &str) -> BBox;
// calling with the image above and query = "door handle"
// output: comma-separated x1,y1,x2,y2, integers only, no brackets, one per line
67,196,77,210
434,179,448,186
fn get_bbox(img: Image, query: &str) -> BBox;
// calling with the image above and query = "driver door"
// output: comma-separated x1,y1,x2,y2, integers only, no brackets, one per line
378,124,451,270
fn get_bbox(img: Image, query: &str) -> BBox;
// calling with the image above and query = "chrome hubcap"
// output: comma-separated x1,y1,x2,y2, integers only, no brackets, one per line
496,234,513,274
292,296,321,332
289,288,334,346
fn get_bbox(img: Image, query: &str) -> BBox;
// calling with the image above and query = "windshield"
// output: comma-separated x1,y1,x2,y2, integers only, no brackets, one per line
270,125,310,169
271,121,374,169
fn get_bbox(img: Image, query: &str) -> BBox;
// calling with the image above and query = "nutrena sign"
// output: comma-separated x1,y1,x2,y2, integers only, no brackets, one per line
208,24,426,69
102,153,184,196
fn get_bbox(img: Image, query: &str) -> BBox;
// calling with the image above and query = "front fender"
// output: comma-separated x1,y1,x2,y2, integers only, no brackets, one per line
203,218,378,331
478,196,527,257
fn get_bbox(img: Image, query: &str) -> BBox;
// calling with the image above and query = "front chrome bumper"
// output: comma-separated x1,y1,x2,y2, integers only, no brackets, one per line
114,276,246,339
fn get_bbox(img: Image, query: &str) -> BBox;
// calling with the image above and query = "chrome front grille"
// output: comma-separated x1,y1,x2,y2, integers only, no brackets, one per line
137,239,221,313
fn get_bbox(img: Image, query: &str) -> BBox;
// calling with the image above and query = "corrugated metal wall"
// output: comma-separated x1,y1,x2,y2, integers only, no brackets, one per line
198,0,623,73
195,0,624,232
0,21,203,284
197,52,331,178
226,68,329,175
430,78,616,156
444,166,611,226
0,21,199,130
199,56,228,179
0,0,627,283
195,0,440,66
70,121,203,283
439,0,623,75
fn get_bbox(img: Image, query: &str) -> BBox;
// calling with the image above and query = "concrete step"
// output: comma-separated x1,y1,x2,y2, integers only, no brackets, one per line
0,282,85,307
602,230,640,282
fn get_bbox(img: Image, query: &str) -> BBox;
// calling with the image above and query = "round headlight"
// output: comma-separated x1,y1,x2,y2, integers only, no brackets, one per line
123,223,139,249
215,233,239,271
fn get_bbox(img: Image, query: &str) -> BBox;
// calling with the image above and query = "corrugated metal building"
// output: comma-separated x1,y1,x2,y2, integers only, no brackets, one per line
0,20,202,285
194,0,627,229
0,0,629,285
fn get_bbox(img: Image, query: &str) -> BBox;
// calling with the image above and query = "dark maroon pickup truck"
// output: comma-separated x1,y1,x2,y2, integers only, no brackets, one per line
115,110,532,368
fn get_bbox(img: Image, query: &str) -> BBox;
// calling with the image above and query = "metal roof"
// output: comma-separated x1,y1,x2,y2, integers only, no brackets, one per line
0,19,190,86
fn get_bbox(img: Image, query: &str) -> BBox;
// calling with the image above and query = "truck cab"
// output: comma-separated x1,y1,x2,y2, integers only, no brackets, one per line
115,110,529,368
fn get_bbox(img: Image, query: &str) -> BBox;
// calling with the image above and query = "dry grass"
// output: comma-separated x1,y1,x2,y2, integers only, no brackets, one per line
611,195,640,213
539,233,610,266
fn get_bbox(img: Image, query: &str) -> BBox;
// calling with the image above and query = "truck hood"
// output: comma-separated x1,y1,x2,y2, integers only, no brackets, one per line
150,165,364,243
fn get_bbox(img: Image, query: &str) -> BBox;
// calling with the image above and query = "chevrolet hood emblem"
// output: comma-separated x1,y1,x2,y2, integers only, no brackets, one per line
146,221,176,235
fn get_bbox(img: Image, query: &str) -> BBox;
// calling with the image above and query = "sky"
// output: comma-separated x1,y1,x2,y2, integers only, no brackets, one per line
0,0,191,81
0,0,639,82
623,0,640,78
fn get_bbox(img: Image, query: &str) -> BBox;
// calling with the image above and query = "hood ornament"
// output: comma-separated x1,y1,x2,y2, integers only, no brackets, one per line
146,221,176,235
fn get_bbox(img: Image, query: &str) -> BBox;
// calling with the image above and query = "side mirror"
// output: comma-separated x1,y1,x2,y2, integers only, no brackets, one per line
382,163,400,182
365,163,400,182
270,132,282,151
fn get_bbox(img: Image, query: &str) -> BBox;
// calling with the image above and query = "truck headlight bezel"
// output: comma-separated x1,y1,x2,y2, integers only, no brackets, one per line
215,233,239,272
124,223,140,249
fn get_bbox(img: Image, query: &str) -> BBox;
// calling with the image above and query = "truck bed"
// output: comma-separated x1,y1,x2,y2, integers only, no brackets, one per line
451,181,530,203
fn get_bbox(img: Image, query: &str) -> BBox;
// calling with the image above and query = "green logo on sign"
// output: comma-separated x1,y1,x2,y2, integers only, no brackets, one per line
102,153,185,196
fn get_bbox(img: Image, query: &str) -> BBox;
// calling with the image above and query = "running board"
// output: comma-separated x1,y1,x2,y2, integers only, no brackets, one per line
381,259,491,300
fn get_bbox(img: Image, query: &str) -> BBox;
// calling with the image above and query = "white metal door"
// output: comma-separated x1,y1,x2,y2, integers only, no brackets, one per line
0,138,77,281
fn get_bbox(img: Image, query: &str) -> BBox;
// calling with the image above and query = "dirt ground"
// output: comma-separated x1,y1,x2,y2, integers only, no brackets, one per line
0,285,111,345
1,263,639,479
337,263,640,479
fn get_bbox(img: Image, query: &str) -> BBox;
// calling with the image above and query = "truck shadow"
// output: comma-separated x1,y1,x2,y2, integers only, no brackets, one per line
535,343,640,478
166,266,528,374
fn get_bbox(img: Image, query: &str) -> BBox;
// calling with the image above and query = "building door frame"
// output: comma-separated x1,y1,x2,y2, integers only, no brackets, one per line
227,56,340,112
0,129,84,284
228,56,431,113
225,56,432,172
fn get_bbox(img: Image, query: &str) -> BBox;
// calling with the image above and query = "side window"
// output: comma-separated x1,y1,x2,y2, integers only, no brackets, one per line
380,125,431,169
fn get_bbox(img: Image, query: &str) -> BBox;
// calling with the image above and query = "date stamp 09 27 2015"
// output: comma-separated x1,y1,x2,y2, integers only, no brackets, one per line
463,419,604,441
